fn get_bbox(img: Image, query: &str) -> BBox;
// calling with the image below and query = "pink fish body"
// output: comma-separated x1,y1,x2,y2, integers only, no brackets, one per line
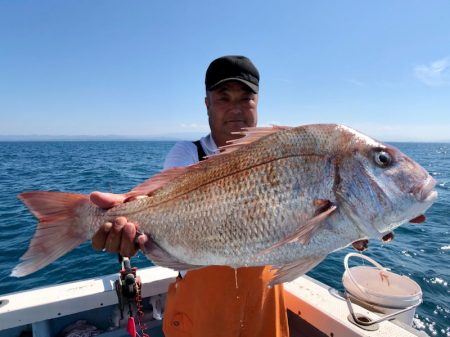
13,124,437,284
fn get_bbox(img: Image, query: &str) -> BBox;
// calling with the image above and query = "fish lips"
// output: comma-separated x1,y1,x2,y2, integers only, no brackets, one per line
403,177,437,226
374,177,437,240
412,176,438,203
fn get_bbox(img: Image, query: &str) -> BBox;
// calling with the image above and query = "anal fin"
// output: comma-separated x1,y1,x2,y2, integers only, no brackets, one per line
142,237,203,271
270,256,325,286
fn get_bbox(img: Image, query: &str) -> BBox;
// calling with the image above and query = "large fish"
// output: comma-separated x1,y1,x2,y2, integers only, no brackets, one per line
12,124,437,284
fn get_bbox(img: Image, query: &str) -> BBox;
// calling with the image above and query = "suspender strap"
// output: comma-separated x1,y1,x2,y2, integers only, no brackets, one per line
193,140,207,162
177,140,205,280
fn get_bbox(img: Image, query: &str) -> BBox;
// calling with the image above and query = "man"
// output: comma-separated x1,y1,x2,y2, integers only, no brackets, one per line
91,56,289,337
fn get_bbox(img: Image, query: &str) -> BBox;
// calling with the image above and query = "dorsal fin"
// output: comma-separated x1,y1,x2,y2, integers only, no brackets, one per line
207,125,292,158
127,125,292,197
125,167,188,198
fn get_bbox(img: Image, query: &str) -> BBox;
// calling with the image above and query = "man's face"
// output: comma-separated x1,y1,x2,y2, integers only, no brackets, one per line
205,81,258,148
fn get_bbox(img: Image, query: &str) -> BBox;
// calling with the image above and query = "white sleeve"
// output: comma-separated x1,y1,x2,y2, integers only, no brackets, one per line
163,141,199,170
162,141,199,278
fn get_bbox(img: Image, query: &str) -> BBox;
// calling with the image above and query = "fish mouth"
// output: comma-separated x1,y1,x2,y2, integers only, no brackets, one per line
412,176,438,203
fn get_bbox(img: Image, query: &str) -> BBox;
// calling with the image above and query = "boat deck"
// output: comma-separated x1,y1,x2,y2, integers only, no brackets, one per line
0,266,428,337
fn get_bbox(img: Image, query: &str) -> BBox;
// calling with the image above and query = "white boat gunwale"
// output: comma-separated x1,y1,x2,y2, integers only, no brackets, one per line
0,266,429,337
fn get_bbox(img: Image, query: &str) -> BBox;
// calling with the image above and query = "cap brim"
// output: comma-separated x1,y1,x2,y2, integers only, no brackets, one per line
208,78,258,94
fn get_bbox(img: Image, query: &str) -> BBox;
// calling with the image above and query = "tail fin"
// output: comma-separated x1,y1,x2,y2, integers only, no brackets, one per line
12,192,91,277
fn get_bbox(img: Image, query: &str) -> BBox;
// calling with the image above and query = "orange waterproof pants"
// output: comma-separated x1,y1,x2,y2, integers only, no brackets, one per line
163,266,289,337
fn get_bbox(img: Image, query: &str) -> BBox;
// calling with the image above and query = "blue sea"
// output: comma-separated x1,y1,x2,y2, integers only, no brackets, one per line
0,141,448,336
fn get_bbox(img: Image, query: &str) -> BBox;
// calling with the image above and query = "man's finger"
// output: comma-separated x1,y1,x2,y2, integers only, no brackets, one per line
104,217,127,252
120,222,138,257
352,239,369,251
92,222,113,251
139,234,154,253
90,191,126,209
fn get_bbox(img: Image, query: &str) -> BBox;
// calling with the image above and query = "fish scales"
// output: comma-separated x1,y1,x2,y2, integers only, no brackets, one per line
100,127,342,266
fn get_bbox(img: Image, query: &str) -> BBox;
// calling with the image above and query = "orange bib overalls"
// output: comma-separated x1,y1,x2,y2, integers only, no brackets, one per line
163,265,289,337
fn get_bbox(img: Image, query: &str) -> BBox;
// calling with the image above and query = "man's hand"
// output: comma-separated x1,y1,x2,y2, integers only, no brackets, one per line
90,191,148,257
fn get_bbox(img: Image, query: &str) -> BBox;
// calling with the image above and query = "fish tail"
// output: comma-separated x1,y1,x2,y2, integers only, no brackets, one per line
11,192,91,277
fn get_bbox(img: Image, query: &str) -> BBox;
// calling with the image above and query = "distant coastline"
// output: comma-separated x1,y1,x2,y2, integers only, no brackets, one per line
0,134,448,143
0,133,206,142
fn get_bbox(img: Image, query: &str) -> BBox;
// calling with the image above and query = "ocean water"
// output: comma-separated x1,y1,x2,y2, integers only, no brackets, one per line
0,141,448,336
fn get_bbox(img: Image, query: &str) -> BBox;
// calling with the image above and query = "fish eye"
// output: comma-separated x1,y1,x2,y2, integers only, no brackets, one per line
374,150,391,167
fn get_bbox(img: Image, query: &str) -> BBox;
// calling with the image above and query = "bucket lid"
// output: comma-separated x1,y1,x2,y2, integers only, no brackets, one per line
342,254,422,308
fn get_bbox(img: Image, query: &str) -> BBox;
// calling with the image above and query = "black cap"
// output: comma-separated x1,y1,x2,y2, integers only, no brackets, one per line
205,55,259,93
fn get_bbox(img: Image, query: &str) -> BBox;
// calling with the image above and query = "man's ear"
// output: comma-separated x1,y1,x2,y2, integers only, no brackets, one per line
205,95,210,114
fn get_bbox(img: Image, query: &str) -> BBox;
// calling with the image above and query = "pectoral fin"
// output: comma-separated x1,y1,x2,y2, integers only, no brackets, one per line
256,202,337,257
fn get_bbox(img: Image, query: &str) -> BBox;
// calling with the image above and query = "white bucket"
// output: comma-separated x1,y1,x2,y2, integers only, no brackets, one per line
342,253,422,326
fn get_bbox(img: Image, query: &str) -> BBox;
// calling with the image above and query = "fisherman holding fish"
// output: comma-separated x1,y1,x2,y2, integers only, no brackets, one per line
15,56,437,337
90,56,290,337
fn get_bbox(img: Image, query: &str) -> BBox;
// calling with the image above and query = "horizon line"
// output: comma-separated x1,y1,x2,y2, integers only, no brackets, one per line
0,134,449,143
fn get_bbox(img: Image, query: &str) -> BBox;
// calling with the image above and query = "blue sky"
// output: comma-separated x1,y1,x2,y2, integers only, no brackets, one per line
1,1,449,141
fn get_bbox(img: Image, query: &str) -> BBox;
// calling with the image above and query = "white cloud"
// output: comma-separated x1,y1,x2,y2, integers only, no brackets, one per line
180,123,209,130
414,57,450,86
350,122,450,142
260,121,282,126
345,78,366,87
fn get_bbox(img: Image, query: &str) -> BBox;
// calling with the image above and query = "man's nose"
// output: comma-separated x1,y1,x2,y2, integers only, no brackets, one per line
229,101,243,114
